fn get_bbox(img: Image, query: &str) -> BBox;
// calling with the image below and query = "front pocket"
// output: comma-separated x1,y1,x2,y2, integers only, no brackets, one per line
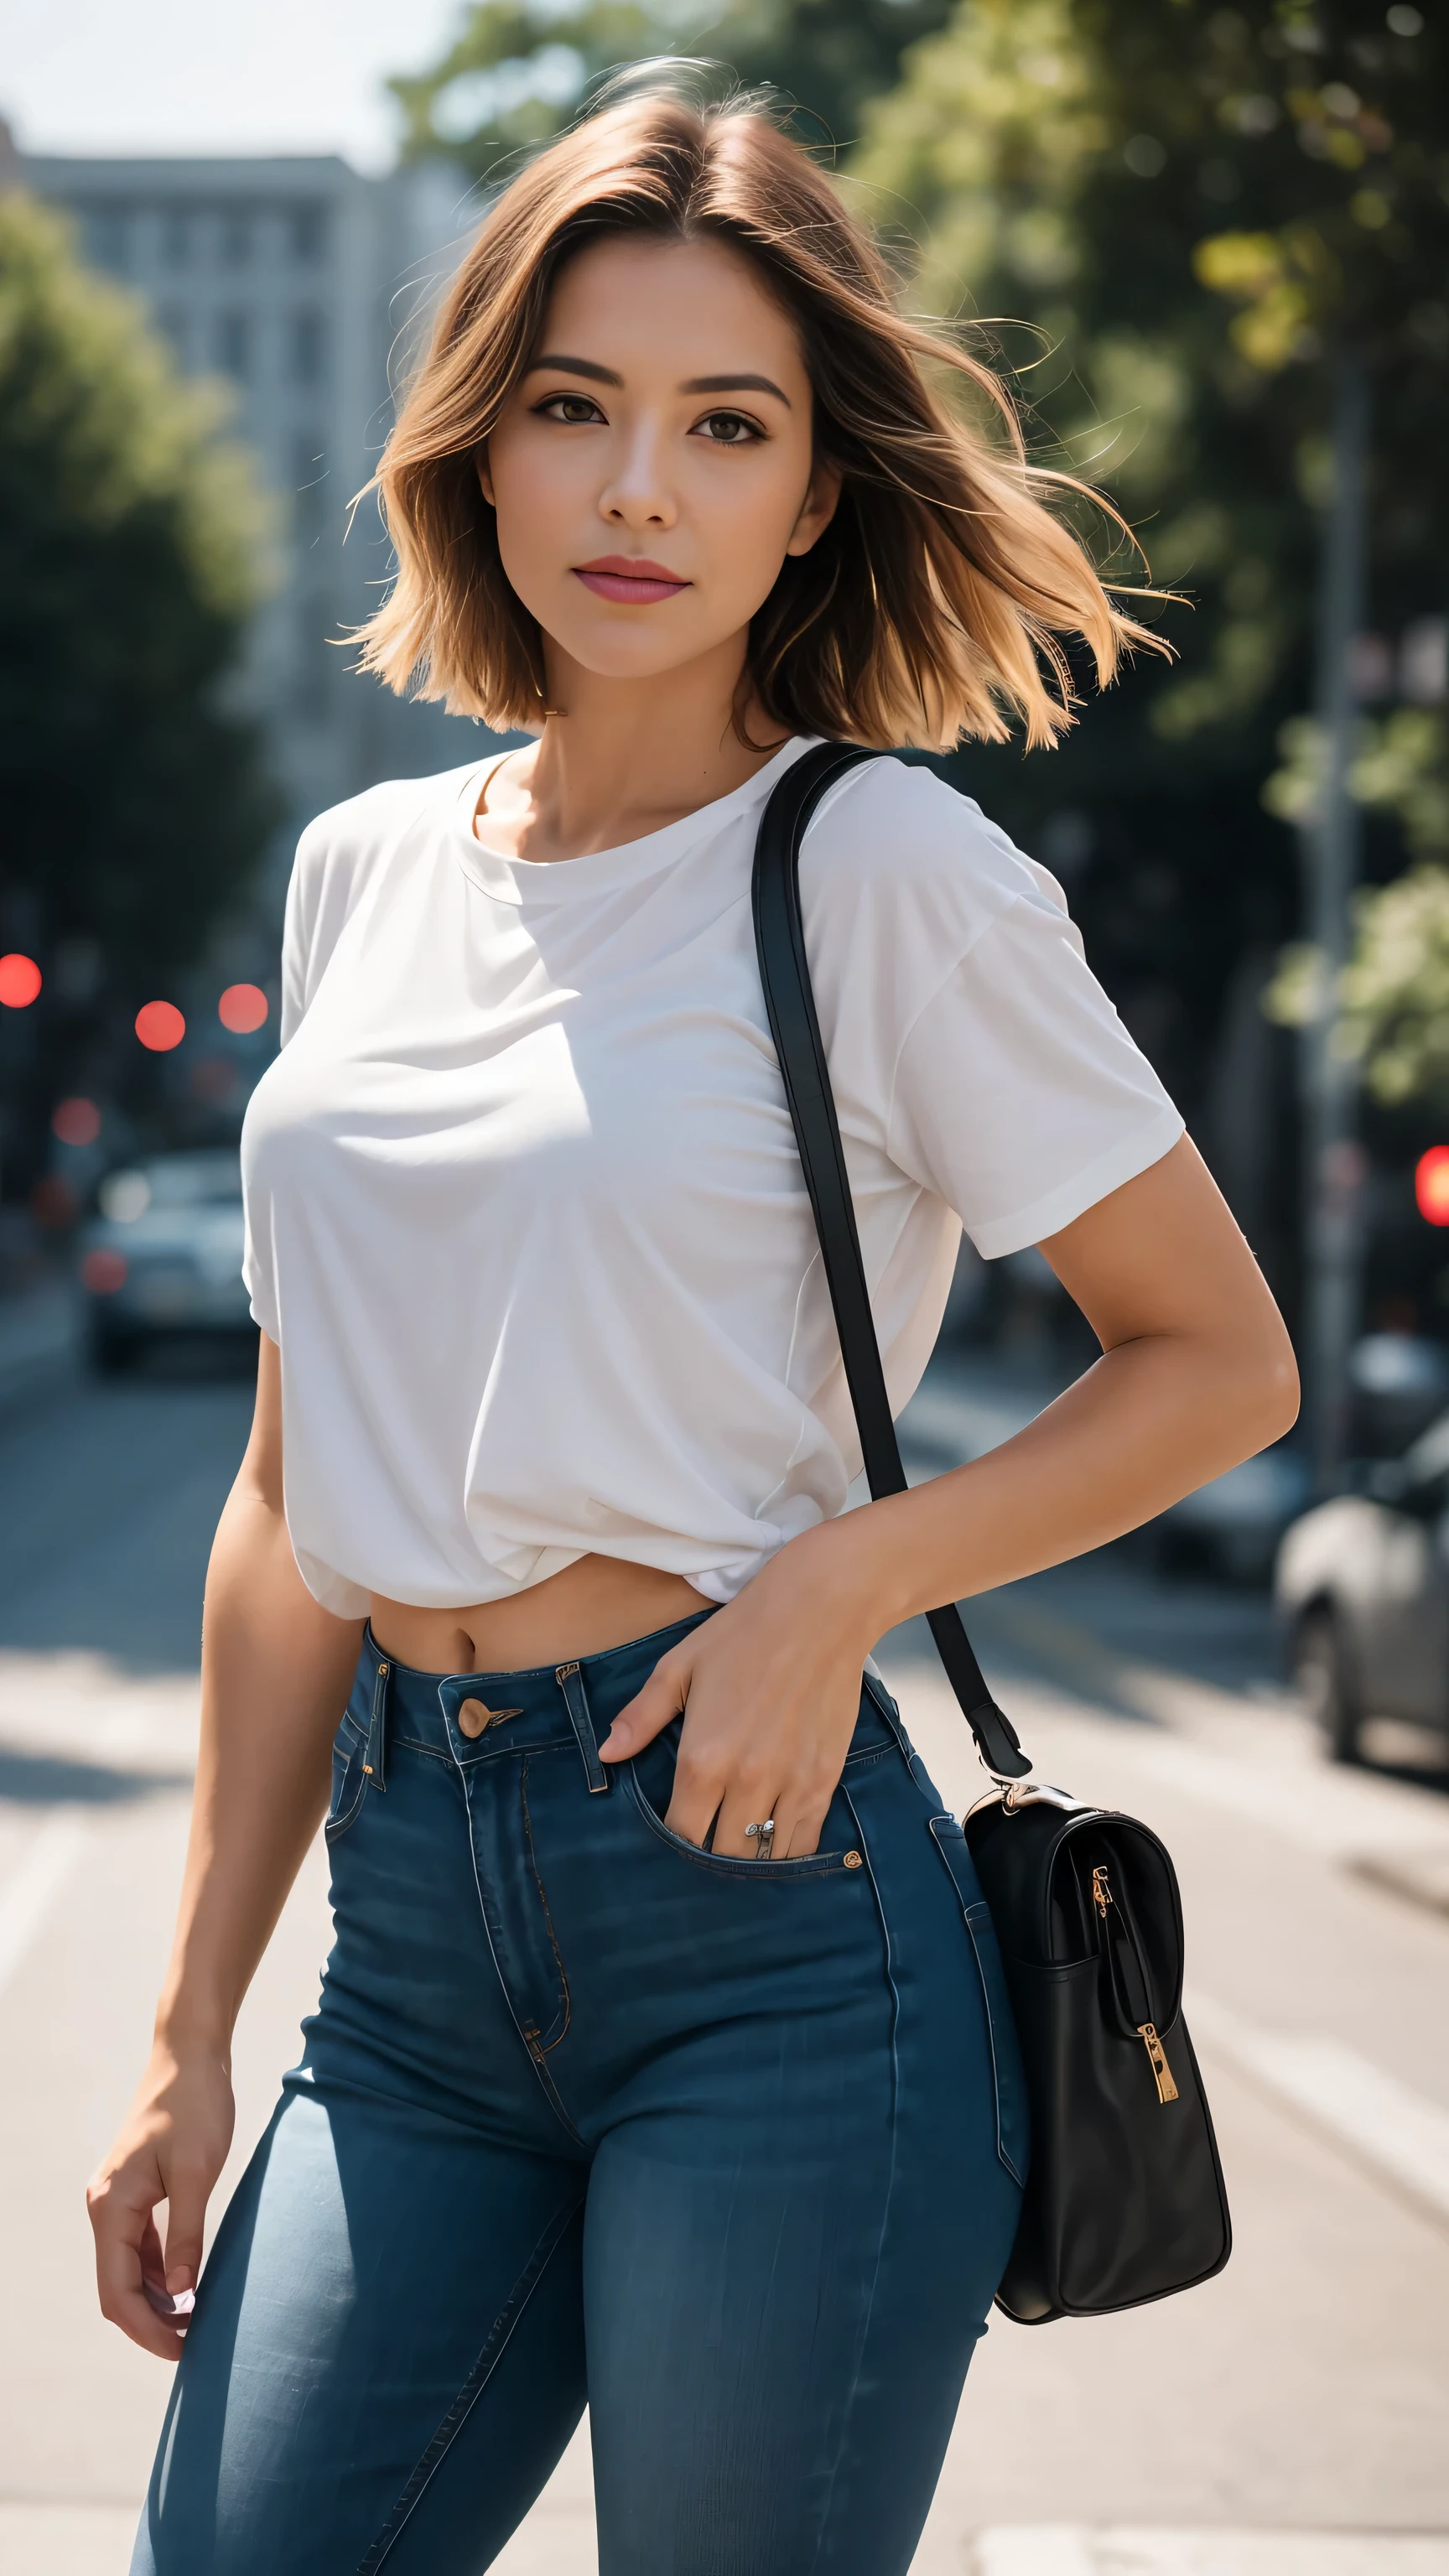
625,1752,847,1878
929,1815,1031,2186
325,1716,370,1843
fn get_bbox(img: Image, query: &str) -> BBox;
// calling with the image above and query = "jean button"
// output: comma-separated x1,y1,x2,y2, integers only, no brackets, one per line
458,1698,490,1739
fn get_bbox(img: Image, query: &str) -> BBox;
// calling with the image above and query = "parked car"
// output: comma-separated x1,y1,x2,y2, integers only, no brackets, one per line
1275,1409,1449,1761
79,1150,252,1371
1150,1438,1313,1584
1147,1334,1444,1587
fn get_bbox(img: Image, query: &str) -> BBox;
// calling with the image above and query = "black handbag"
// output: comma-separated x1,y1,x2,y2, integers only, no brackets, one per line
751,740,1232,2324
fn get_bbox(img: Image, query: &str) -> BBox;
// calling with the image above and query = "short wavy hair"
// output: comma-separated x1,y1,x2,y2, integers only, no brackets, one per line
356,86,1160,751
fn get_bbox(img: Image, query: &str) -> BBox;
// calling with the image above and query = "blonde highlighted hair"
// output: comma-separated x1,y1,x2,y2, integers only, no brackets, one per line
357,87,1161,751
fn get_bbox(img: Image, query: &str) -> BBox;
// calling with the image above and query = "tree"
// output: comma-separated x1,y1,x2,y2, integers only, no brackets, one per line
1270,709,1449,1108
387,0,960,179
0,192,274,1198
854,0,1447,1322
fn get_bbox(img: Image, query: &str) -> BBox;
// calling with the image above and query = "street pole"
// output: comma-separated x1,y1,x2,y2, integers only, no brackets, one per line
1301,353,1369,1493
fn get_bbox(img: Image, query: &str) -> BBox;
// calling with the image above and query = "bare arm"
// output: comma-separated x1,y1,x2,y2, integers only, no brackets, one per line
87,1334,364,2359
606,1138,1299,1855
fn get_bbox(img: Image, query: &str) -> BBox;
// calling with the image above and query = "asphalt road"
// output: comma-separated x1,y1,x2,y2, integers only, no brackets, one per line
2,1350,1448,2576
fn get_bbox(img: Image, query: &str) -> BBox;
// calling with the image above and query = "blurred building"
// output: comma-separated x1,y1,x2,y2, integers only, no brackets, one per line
21,150,495,854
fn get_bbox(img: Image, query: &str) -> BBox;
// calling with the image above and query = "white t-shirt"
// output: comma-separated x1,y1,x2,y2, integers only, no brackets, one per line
241,736,1182,1617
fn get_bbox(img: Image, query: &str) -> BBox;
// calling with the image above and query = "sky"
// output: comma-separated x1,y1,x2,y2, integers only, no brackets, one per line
2,0,469,173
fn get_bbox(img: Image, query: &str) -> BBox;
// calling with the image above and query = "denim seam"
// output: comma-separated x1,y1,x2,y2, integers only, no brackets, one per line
840,1746,889,1779
623,1763,845,1877
803,1782,902,2573
519,1756,572,2056
388,1731,576,1768
354,2188,585,2573
963,1898,1025,2185
520,2043,588,2148
444,1714,589,2151
325,1739,370,1844
860,1670,906,1741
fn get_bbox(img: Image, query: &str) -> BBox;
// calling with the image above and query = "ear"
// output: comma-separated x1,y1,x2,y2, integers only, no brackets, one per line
476,447,496,509
785,456,842,559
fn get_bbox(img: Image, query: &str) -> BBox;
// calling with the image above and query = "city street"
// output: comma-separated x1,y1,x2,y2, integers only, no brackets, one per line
2,1357,1448,2575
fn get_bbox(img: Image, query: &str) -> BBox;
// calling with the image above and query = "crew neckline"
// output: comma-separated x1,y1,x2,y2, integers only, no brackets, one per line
450,735,817,907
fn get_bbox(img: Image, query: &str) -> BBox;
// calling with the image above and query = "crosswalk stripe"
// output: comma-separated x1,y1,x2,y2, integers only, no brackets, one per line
965,2532,1449,2573
1188,1987,1449,2229
0,1813,89,2002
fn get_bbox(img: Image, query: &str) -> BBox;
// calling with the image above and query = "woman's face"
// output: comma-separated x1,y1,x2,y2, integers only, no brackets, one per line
480,233,839,691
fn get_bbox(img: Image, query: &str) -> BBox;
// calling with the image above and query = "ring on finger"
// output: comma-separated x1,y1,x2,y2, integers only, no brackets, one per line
744,1818,776,1860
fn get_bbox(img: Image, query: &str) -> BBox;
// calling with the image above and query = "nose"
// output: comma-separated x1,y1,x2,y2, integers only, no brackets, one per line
598,420,677,532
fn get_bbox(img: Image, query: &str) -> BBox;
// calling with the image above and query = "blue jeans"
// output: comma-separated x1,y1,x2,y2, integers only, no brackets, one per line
132,1615,1026,2575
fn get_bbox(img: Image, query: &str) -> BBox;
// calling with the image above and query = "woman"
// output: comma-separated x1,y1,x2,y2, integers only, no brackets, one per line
90,87,1296,2576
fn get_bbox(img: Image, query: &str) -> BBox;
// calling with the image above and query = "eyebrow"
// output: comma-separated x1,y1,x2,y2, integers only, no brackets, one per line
680,373,791,406
527,353,792,407
527,352,621,387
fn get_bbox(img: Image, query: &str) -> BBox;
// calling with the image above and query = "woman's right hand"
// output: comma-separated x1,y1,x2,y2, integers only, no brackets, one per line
87,2038,236,2361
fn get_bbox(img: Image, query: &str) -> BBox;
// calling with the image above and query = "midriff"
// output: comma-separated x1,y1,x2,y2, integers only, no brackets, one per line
370,1552,709,1675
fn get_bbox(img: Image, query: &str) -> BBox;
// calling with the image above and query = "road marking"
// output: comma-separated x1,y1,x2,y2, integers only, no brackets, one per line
969,2532,1096,2575
0,1814,89,2001
1189,1988,1449,2229
966,2536,1449,2574
0,2501,142,2573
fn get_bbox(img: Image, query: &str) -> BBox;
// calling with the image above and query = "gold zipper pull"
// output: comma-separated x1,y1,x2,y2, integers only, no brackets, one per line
1138,2022,1180,2106
1092,1863,1112,1918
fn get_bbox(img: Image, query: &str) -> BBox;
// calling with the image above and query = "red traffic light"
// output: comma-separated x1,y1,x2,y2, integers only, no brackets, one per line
1415,1147,1449,1225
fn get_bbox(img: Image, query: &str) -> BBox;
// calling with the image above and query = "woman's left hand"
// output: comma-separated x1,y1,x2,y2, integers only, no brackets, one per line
599,1524,879,1857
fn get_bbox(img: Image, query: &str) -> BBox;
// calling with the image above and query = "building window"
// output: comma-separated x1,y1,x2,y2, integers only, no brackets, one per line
219,210,252,266
288,309,327,386
288,204,328,263
295,600,334,721
216,311,252,379
293,437,329,543
162,209,193,267
86,206,130,273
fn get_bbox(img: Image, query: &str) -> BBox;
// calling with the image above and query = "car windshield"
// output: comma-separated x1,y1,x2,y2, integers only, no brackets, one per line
98,1154,242,1222
1401,1409,1449,1489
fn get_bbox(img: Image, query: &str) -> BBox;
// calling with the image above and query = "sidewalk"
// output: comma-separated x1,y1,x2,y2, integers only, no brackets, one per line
0,1277,81,1417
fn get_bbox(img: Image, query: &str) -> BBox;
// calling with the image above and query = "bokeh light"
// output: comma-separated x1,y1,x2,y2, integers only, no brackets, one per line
51,1097,101,1148
0,953,42,1009
80,1248,128,1295
1415,1146,1449,1225
218,983,268,1034
30,1176,80,1229
98,1171,151,1223
135,1000,186,1052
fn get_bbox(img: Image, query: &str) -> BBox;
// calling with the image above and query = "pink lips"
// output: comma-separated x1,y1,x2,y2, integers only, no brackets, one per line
574,555,690,605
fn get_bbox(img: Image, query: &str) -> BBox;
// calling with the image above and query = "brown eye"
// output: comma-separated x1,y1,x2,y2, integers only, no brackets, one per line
540,393,604,425
695,411,762,445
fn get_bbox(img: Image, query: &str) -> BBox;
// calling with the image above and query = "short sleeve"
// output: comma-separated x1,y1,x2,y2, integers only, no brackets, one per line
278,816,325,1046
886,869,1183,1259
244,818,327,1335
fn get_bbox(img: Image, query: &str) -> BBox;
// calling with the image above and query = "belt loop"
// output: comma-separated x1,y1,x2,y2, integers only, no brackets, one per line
363,1653,392,1792
556,1661,609,1795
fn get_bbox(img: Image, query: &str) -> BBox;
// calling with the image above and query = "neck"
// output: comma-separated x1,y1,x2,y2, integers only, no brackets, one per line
500,633,788,863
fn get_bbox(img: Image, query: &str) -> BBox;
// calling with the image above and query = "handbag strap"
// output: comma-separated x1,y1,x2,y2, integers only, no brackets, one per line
751,741,1031,1783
